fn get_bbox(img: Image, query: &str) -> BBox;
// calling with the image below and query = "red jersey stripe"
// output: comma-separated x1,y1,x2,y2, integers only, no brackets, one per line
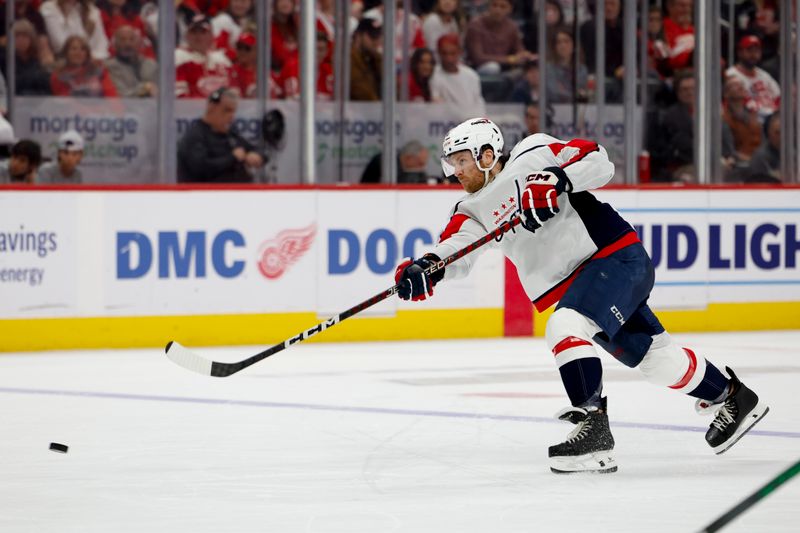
533,231,641,312
553,336,593,356
548,139,600,169
669,348,699,390
439,214,470,243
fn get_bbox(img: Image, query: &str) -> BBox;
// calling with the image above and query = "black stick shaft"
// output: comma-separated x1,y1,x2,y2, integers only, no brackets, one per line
210,217,522,376
700,458,800,533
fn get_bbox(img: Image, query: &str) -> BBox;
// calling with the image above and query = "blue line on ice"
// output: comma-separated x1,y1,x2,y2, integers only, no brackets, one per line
1,386,797,439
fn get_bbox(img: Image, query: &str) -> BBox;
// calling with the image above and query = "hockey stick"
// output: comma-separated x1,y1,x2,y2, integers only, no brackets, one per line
698,457,800,533
165,216,522,377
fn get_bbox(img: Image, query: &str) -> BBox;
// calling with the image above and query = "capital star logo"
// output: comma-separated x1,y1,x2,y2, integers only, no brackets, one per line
490,196,517,220
257,223,316,279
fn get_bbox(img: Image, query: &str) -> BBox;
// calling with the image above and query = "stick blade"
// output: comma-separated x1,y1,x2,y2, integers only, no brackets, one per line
164,341,214,376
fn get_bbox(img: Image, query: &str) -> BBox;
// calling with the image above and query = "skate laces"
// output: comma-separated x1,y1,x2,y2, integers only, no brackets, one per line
711,400,738,431
565,418,593,443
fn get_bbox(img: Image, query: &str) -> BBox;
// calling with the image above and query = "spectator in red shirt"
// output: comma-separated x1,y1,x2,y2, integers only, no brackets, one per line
725,35,780,122
663,0,694,71
280,30,334,100
212,0,255,58
408,47,435,102
646,4,671,78
271,0,299,73
230,32,284,99
175,14,233,98
50,34,118,96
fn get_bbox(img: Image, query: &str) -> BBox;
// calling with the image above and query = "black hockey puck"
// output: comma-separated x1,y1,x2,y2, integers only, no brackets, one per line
49,442,68,453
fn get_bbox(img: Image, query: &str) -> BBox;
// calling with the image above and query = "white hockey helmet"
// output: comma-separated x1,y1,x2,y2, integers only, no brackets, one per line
441,117,504,186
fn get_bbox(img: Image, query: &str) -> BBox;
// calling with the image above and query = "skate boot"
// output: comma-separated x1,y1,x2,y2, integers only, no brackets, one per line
548,397,617,474
703,367,769,455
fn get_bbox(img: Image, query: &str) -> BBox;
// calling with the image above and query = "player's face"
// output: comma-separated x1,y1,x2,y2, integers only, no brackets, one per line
446,150,485,193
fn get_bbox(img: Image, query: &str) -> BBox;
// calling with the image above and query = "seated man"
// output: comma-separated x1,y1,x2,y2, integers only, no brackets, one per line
430,34,486,116
463,0,533,75
105,25,158,97
177,87,264,183
0,139,42,184
38,130,84,184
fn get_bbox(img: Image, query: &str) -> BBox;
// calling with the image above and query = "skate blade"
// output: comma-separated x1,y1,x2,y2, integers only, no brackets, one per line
549,450,617,474
713,402,770,455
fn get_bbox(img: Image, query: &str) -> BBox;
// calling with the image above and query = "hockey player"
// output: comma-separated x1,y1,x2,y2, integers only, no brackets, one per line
394,117,769,473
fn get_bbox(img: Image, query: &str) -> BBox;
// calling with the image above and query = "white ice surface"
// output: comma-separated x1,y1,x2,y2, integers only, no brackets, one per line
1,331,799,533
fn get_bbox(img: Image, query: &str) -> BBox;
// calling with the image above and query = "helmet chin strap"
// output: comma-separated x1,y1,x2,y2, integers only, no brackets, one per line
475,154,500,190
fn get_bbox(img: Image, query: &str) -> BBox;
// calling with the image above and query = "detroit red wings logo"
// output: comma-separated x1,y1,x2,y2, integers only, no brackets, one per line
257,223,316,279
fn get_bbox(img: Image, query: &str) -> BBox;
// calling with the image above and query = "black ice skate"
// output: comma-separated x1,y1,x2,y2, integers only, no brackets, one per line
704,367,769,455
548,397,617,474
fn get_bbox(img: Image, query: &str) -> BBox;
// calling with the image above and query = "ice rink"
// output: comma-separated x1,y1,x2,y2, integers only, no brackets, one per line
1,331,798,533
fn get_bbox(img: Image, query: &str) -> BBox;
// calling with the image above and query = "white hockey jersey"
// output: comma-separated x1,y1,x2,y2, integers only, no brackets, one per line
428,133,638,311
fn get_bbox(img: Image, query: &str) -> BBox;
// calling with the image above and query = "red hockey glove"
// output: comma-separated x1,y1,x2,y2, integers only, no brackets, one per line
520,166,571,233
394,254,444,301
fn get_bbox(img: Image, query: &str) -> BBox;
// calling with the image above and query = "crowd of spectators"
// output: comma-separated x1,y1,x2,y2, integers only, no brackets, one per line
0,0,791,184
643,0,785,183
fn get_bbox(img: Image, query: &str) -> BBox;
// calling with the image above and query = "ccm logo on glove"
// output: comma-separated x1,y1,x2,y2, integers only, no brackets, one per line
520,166,571,233
394,254,445,301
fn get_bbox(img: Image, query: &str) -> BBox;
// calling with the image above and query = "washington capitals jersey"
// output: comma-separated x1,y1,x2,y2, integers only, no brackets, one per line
428,133,638,311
